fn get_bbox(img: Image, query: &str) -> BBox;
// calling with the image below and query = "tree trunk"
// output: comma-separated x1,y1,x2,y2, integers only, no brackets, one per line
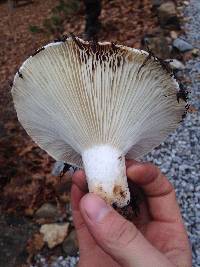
83,0,102,40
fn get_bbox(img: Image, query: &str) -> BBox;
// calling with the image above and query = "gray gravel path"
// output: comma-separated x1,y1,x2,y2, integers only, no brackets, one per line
144,0,200,266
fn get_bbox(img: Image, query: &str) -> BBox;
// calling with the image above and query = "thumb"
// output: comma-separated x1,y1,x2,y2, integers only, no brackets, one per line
80,193,173,267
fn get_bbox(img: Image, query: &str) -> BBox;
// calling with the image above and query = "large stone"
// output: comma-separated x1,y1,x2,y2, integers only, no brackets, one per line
151,0,164,8
35,203,59,220
166,59,185,70
143,36,171,59
173,38,193,52
40,223,69,249
158,2,180,29
62,230,79,256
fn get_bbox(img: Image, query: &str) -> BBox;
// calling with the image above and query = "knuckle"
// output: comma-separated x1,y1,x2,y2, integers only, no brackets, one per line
116,220,138,247
144,162,160,182
101,218,138,249
158,172,175,196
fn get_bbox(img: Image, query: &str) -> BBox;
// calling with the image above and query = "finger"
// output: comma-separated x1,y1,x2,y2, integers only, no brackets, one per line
127,162,183,222
71,183,86,227
71,184,97,251
71,182,85,211
80,193,173,267
125,158,138,168
72,169,88,192
127,162,172,197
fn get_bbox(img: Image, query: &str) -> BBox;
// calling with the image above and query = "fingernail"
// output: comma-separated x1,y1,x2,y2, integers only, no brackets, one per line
82,194,111,222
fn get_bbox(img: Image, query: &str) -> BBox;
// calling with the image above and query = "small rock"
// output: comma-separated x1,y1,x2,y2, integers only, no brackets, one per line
143,36,171,58
52,161,65,176
62,230,79,256
177,6,184,12
182,17,191,23
35,203,59,220
40,223,69,249
173,38,193,52
192,48,199,57
158,2,180,29
166,59,185,70
183,1,189,6
170,30,178,39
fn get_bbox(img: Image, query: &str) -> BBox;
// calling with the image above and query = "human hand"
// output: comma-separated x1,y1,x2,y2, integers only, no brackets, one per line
71,160,192,267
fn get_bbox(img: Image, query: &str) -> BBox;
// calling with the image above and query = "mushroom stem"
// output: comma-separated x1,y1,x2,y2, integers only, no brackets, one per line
82,145,130,207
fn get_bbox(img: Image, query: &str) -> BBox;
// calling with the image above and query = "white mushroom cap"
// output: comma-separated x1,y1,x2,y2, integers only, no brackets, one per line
12,37,186,207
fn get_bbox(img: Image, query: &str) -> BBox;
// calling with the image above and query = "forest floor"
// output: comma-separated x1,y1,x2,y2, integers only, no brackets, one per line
0,0,196,266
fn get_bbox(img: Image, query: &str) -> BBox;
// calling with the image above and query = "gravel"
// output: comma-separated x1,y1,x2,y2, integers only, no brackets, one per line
173,37,193,52
144,0,200,266
31,254,79,267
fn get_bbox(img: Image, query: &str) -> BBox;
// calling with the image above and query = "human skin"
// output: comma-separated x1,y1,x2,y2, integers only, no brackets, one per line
71,159,192,267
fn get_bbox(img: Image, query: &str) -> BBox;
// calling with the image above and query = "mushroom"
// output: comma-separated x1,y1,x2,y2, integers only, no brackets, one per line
11,36,187,207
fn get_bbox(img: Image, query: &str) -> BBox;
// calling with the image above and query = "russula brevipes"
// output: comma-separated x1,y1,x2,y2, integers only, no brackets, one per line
11,36,188,207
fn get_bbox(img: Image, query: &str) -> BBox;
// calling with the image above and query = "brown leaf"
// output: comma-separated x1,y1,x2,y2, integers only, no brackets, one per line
26,233,45,255
188,105,198,113
19,143,38,156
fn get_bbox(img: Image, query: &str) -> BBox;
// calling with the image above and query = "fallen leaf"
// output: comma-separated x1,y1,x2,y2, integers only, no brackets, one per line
188,105,198,113
27,233,45,255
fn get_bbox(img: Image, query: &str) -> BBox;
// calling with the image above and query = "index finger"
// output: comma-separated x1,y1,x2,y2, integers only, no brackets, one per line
127,162,183,223
72,169,88,192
